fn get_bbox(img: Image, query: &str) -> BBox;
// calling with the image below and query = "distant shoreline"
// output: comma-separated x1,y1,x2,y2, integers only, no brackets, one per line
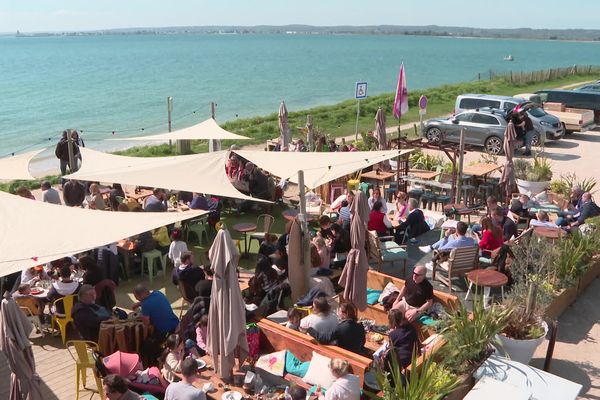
4,24,600,42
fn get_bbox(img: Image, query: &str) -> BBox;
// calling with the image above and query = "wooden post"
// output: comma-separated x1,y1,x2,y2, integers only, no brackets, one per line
208,102,220,152
455,128,465,204
354,100,361,141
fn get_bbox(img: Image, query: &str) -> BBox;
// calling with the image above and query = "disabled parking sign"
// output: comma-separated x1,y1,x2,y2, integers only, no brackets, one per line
355,82,368,99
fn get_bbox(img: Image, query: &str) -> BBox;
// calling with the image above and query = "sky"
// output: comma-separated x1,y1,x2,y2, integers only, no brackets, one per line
1,0,599,33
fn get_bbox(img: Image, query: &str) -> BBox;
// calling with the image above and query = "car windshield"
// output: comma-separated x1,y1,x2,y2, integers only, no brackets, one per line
528,107,547,117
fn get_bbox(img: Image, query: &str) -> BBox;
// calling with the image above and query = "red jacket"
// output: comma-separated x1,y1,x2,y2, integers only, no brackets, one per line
368,210,388,234
479,230,503,255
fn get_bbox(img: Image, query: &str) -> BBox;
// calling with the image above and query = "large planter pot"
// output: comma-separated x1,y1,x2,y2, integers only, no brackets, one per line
516,179,551,196
444,348,494,400
544,286,578,320
495,321,548,365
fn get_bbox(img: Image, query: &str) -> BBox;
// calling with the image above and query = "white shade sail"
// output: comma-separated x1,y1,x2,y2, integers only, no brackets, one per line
65,148,265,202
234,149,412,188
0,190,206,277
0,148,45,180
109,118,249,141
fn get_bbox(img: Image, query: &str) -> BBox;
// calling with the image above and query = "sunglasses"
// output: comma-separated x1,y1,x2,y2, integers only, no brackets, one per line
413,272,425,277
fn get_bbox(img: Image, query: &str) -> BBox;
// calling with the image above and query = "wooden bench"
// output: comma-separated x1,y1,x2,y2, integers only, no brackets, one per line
256,319,372,388
359,270,459,335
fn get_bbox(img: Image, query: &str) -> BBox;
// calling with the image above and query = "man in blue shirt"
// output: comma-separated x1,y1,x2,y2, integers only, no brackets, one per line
132,284,179,337
419,221,476,253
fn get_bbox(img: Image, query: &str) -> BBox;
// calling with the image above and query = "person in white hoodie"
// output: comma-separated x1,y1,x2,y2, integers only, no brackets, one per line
168,228,188,269
47,265,81,315
318,358,361,400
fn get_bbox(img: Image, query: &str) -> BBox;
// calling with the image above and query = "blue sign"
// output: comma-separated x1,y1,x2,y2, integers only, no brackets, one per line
355,82,368,99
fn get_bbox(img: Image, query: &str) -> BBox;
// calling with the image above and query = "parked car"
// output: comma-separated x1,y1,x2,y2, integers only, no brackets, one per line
455,94,564,141
575,84,600,92
423,109,534,155
535,89,600,124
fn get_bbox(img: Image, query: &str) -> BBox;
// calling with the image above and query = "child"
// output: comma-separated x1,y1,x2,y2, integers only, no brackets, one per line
168,228,188,268
286,308,302,331
195,315,209,354
258,233,278,258
312,236,331,275
160,334,184,383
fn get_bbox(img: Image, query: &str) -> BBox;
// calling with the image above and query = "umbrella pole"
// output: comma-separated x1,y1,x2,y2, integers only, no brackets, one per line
455,128,465,204
297,170,312,291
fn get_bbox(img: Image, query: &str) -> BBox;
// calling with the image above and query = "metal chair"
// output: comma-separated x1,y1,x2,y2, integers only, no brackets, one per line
66,340,104,400
52,294,76,344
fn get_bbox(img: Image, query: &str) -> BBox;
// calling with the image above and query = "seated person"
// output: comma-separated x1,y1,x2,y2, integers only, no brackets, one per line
568,192,600,230
152,226,171,255
329,223,351,267
338,200,351,229
530,210,559,228
317,358,361,400
368,200,393,236
160,334,184,383
194,314,209,355
396,198,430,243
103,374,145,400
385,309,420,370
172,252,206,298
307,302,366,355
477,217,504,258
258,233,279,258
286,307,302,331
299,295,338,337
247,255,281,314
290,387,307,400
394,191,409,221
510,194,539,219
79,255,105,286
144,188,168,212
556,188,584,226
418,221,476,253
311,236,331,274
164,358,207,400
493,207,518,241
21,265,50,286
72,284,112,342
132,284,179,338
391,265,433,322
368,188,387,212
47,265,81,315
318,215,334,240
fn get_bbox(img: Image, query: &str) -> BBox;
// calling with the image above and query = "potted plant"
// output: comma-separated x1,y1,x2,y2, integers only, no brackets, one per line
438,294,511,398
369,350,459,400
515,156,553,196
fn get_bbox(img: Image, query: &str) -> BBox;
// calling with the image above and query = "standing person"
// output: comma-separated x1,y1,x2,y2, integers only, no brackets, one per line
41,181,61,205
164,358,206,400
519,112,535,156
55,130,80,179
132,284,179,338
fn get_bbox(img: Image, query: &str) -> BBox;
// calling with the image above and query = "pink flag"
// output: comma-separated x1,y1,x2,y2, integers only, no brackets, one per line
393,63,409,119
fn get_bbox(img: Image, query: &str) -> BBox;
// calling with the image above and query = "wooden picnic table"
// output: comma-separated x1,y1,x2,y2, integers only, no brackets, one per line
362,170,396,191
401,177,452,190
124,189,154,202
462,163,502,178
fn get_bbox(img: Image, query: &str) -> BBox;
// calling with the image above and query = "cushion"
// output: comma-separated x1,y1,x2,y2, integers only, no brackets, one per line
381,241,401,250
366,288,382,305
285,351,310,378
382,247,408,262
378,282,400,303
255,350,286,377
302,351,336,389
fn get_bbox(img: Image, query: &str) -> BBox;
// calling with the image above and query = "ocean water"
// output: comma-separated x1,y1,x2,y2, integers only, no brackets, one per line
1,34,600,160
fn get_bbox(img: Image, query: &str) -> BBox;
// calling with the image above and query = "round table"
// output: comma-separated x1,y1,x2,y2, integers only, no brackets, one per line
465,269,508,306
533,226,565,240
233,222,257,257
281,209,315,222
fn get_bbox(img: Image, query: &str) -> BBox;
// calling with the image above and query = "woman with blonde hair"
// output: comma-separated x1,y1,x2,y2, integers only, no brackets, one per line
88,183,106,210
317,358,361,400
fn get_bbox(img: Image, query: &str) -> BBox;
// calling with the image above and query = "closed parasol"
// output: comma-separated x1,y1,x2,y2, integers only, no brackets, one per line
375,107,387,150
288,219,309,303
0,296,43,400
500,121,518,201
279,101,290,151
207,228,249,380
338,191,371,311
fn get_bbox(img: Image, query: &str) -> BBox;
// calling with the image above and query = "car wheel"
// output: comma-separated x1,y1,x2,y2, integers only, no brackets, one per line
426,127,442,144
484,136,503,155
562,123,572,134
531,133,540,147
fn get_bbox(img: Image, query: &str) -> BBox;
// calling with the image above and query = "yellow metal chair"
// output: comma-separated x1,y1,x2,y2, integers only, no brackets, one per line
51,294,76,344
66,340,104,400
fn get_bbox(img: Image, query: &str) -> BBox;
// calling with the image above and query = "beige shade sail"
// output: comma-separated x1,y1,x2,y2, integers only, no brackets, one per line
234,149,412,189
0,148,45,180
65,148,267,203
0,190,207,277
109,118,249,141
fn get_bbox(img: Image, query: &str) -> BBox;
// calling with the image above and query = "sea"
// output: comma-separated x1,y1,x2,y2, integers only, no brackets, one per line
1,33,600,172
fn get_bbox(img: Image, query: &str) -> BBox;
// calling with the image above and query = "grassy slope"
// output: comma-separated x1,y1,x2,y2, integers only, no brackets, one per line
1,72,597,193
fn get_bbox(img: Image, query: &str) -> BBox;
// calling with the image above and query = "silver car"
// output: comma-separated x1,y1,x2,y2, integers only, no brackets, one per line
423,109,531,155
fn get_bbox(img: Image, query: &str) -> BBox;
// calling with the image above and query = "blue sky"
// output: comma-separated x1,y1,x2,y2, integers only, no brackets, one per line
1,0,599,32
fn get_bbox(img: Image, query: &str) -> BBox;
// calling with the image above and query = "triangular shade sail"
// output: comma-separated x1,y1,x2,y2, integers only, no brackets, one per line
66,148,266,202
0,191,206,277
109,118,249,141
0,148,45,180
234,150,412,188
